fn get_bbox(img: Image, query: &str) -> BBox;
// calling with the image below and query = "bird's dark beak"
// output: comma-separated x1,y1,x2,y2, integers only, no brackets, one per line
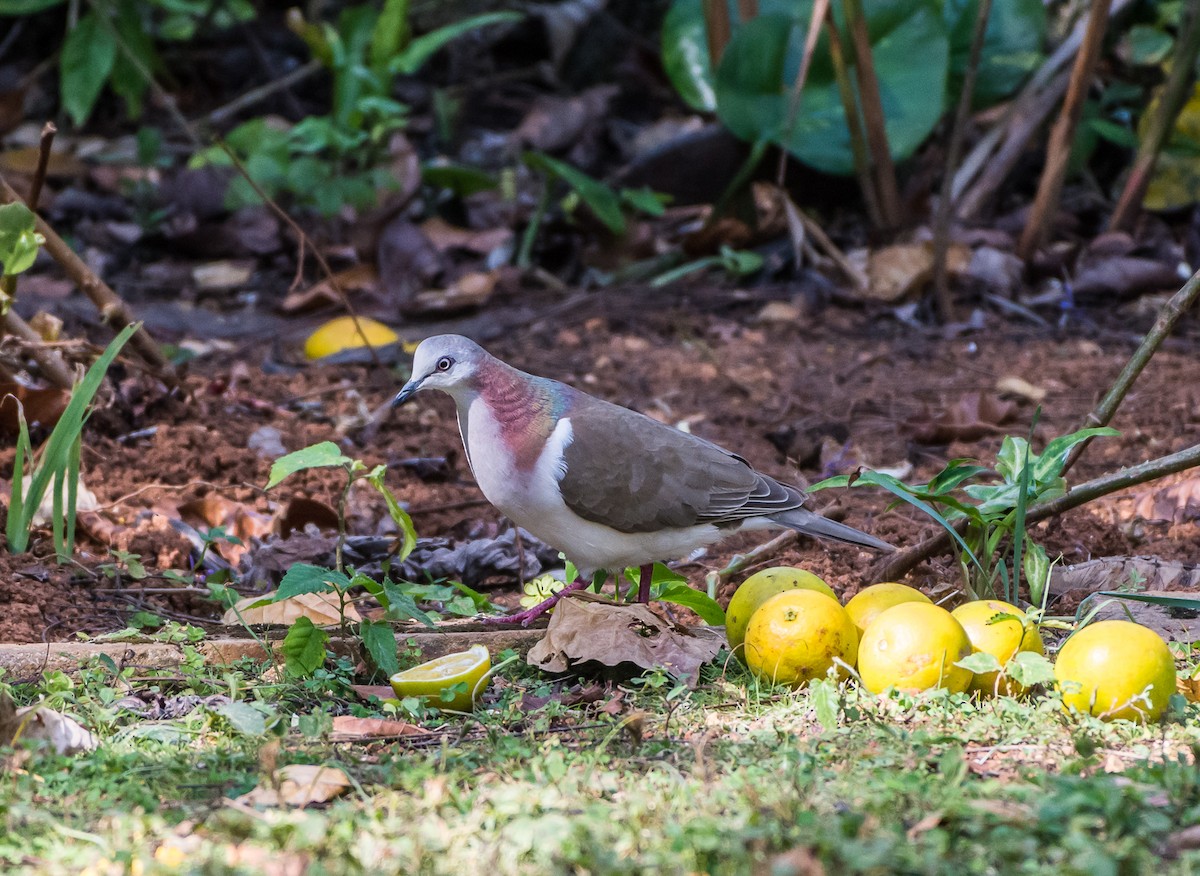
392,376,424,408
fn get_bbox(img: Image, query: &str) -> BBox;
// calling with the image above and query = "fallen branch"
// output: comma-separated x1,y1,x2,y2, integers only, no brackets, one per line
1060,266,1200,476
0,173,177,386
870,442,1200,584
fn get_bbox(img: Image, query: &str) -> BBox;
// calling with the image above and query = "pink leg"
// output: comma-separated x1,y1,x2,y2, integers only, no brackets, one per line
637,563,653,604
482,579,591,628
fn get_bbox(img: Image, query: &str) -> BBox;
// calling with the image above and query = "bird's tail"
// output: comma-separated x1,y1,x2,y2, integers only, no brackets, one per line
775,508,895,552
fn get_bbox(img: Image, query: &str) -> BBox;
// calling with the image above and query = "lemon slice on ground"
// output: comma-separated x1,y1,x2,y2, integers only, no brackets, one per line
389,645,491,712
304,316,398,360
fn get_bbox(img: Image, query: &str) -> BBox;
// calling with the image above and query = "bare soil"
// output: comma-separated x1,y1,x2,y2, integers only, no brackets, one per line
2,290,1198,644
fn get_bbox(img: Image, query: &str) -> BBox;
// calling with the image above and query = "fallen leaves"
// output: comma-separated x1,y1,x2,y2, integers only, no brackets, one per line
905,392,1018,444
526,595,724,686
0,692,98,755
222,590,362,626
235,764,352,807
329,716,426,740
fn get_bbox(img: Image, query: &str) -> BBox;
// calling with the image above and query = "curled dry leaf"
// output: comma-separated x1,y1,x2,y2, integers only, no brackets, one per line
1131,475,1200,525
0,693,98,755
235,764,352,807
862,242,970,302
995,376,1047,403
281,263,380,313
223,590,362,626
904,392,1017,444
178,493,273,566
0,383,70,437
329,716,426,740
526,595,724,686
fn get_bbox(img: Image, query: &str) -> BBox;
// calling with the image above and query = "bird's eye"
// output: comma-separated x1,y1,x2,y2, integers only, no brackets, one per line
436,356,453,372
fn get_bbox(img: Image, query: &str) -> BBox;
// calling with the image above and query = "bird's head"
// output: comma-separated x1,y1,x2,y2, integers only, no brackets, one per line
392,334,488,407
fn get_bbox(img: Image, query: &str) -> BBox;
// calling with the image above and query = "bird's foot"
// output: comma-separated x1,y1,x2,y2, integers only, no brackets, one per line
481,580,590,627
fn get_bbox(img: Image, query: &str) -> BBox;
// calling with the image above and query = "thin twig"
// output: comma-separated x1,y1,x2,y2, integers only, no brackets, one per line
1108,1,1200,232
825,12,881,228
775,0,831,187
871,441,1200,584
1017,0,1113,259
204,59,324,127
0,173,177,385
930,0,993,322
1060,266,1200,476
703,0,733,69
215,143,387,376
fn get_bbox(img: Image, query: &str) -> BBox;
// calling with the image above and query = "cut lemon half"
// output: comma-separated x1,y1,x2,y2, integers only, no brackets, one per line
389,644,491,712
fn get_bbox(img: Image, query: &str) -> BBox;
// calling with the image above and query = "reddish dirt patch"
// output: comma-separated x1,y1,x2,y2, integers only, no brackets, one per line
1,299,1198,643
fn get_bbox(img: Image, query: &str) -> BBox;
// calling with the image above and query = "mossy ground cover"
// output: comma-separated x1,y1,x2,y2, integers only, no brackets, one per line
3,641,1200,875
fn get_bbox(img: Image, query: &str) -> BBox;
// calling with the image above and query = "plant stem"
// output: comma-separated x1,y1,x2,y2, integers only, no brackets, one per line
930,0,992,322
824,12,881,229
1107,1,1200,232
1016,0,1112,259
870,442,1200,584
1061,266,1200,476
774,0,831,187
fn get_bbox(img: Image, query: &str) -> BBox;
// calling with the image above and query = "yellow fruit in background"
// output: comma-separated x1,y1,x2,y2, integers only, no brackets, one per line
858,602,973,694
743,589,858,688
952,599,1044,696
844,582,932,638
725,567,837,656
1054,621,1176,722
304,316,399,359
390,644,491,712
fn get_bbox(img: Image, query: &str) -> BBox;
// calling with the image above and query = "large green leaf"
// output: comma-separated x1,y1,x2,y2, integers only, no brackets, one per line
61,12,117,127
360,618,400,677
266,441,352,489
282,616,330,676
657,582,726,626
943,0,1045,107
0,0,65,14
275,564,352,600
0,202,41,276
666,0,949,175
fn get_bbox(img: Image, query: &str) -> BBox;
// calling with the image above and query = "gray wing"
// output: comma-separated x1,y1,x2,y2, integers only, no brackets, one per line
557,395,806,534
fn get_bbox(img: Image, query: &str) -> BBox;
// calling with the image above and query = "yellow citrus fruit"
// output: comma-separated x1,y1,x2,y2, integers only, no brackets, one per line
304,316,399,359
743,589,858,688
857,602,973,694
1054,621,1176,722
951,599,1044,697
390,644,491,712
726,567,837,656
844,582,932,639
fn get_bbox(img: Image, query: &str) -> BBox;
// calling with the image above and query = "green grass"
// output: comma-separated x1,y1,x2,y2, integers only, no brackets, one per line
3,652,1200,875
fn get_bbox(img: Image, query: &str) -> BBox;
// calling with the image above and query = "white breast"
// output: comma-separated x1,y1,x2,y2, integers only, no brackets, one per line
461,404,727,575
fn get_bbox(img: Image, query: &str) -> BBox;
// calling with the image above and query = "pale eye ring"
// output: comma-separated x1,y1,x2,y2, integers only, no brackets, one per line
436,356,453,372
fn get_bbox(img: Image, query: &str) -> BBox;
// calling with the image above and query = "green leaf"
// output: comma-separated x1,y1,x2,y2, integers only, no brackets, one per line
211,700,268,736
713,14,792,145
366,466,417,562
0,0,65,15
370,0,411,76
656,582,726,625
276,564,351,600
390,12,522,76
360,618,400,677
524,152,626,235
955,651,1003,675
1006,650,1056,688
61,12,118,127
281,617,330,676
661,0,717,111
7,324,137,553
944,0,1045,107
110,0,158,118
1023,540,1051,609
380,578,436,627
0,202,42,276
810,677,840,730
620,186,669,217
421,162,497,196
1124,25,1174,67
265,441,352,489
1099,591,1200,611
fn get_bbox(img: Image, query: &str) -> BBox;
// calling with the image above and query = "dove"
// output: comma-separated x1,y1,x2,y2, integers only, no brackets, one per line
393,335,893,623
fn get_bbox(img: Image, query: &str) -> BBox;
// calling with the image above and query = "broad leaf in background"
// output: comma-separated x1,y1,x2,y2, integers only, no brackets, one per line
60,13,117,126
360,618,401,677
661,0,716,111
524,152,626,234
943,0,1045,107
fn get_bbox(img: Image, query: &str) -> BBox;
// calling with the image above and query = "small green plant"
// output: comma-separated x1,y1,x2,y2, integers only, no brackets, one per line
193,2,519,215
0,202,43,286
813,422,1118,605
6,324,138,558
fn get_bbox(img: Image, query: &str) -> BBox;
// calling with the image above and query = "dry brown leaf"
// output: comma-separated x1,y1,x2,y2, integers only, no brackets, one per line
1132,476,1200,525
406,270,499,315
995,376,1047,403
280,263,380,313
526,595,724,686
350,684,396,702
905,392,1017,444
377,216,446,310
864,242,969,302
0,382,70,437
0,693,98,755
178,493,273,566
512,85,618,152
330,716,426,740
420,217,513,255
274,497,340,537
223,591,361,626
236,764,352,807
